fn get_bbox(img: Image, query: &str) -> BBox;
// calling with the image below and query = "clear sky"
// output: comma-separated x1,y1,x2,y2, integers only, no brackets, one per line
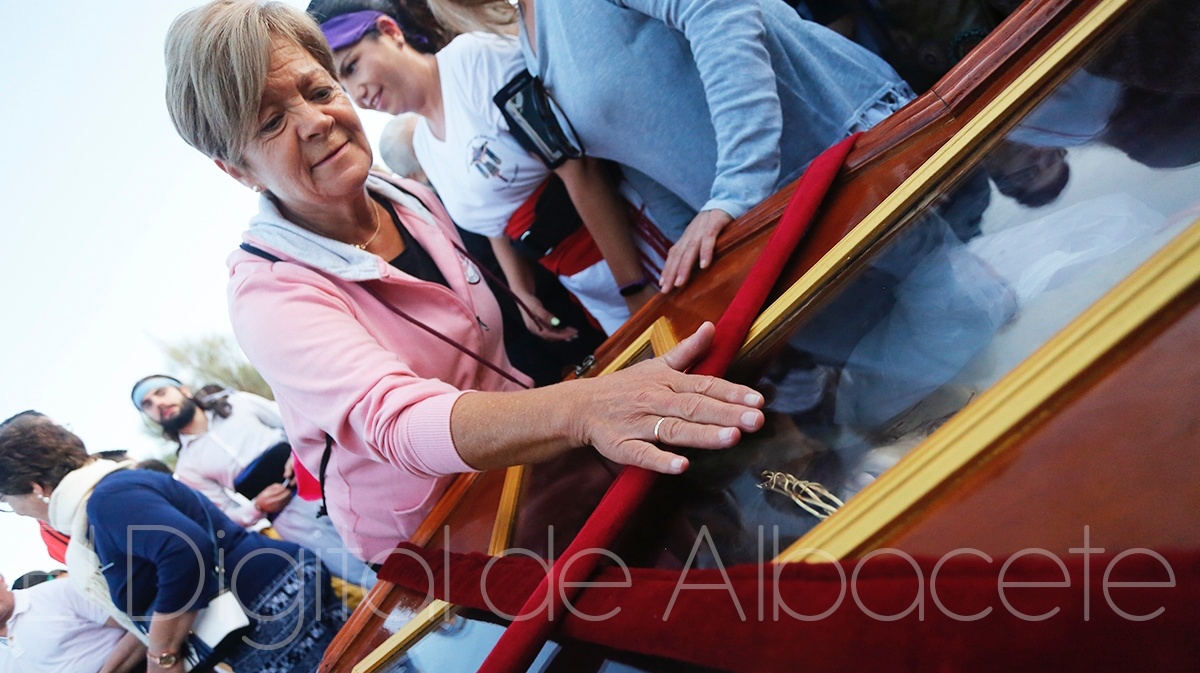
0,0,390,579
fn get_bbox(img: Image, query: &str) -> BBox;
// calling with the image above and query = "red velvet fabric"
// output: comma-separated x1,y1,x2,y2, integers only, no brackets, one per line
701,133,861,377
380,541,1200,673
446,135,859,673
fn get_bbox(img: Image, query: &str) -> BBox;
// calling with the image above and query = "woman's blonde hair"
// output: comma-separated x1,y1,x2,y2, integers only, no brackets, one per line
428,0,517,36
164,0,336,165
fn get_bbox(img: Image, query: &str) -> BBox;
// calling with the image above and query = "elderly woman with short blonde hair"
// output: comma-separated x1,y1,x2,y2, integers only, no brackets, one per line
163,0,764,566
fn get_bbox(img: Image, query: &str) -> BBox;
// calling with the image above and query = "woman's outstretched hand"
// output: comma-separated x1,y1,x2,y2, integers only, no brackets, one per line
659,209,735,291
573,321,764,474
452,323,763,474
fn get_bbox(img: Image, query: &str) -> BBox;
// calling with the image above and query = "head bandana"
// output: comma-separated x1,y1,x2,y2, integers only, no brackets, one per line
130,375,184,411
320,10,386,52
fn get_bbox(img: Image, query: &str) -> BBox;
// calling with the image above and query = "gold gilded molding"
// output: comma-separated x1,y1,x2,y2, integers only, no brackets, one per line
353,600,457,673
355,464,521,671
779,215,1200,563
744,0,1134,352
490,466,526,556
598,317,679,376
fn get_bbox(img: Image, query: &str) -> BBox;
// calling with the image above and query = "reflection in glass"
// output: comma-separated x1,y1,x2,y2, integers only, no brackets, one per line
378,611,721,673
702,0,1200,561
647,0,1200,568
374,614,556,673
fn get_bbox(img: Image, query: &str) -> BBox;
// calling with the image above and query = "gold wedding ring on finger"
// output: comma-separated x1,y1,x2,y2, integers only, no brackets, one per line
653,416,667,443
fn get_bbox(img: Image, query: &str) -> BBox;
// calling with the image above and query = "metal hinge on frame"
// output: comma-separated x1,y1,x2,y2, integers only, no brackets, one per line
573,354,595,378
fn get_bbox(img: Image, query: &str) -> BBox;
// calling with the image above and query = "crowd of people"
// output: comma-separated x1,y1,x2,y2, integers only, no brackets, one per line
14,0,1185,670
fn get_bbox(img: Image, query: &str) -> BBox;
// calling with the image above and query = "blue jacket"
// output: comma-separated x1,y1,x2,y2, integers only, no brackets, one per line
87,470,300,620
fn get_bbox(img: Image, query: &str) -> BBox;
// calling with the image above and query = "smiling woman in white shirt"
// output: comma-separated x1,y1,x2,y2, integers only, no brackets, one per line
308,0,670,336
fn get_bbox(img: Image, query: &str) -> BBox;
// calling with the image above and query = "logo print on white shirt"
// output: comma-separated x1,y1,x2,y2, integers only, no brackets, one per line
468,136,517,184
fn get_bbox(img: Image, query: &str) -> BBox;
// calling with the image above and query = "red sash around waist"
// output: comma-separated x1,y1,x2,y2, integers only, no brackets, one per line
505,178,604,277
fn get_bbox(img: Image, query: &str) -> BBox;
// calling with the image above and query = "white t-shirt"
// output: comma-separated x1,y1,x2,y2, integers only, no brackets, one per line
2,580,124,673
413,32,551,238
0,641,21,673
411,32,669,336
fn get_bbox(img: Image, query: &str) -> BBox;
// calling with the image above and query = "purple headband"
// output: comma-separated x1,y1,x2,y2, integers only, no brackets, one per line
320,10,386,51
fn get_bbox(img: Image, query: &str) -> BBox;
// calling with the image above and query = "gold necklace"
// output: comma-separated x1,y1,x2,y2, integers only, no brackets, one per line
354,201,384,251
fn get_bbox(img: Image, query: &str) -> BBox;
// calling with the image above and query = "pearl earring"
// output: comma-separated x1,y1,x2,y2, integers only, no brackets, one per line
38,494,50,504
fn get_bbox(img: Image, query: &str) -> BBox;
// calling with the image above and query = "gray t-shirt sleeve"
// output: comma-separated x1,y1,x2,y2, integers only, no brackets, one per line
613,0,783,219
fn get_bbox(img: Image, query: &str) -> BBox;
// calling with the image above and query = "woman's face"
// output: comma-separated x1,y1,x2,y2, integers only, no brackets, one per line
1,491,49,521
332,22,425,115
219,37,373,211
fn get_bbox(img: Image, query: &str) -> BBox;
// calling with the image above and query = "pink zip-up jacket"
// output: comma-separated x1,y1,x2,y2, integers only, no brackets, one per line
227,174,531,562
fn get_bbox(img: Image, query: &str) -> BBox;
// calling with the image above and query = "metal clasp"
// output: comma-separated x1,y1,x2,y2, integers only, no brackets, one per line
573,355,595,378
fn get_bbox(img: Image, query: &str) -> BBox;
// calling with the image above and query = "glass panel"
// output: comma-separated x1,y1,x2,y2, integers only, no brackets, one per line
371,613,555,673
793,0,1019,92
509,449,621,557
374,611,719,673
618,0,1200,568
